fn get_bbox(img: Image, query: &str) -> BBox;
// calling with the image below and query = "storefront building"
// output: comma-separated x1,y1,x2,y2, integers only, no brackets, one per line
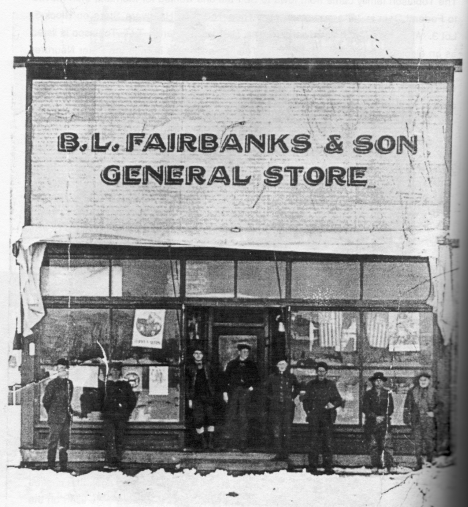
12,57,461,468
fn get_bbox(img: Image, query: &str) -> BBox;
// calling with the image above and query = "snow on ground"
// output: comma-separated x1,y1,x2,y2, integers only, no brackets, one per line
5,407,459,507
6,460,459,507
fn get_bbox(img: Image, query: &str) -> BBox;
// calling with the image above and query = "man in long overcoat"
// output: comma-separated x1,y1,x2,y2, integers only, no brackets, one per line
403,372,440,470
264,357,301,460
221,343,260,451
362,371,394,473
301,361,343,474
42,357,75,472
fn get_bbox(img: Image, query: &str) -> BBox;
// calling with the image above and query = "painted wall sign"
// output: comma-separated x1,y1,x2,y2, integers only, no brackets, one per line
31,80,447,233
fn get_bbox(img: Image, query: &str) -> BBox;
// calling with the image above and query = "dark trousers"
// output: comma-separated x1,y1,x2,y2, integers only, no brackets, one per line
223,387,250,443
270,404,293,454
367,423,394,468
193,399,215,429
414,417,436,465
308,417,334,469
47,420,71,469
103,418,127,464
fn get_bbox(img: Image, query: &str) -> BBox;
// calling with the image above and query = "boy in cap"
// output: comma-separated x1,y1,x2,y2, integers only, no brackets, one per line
101,362,137,469
264,357,300,460
221,343,260,451
301,361,343,474
186,346,218,450
403,372,440,470
42,358,75,472
362,372,394,473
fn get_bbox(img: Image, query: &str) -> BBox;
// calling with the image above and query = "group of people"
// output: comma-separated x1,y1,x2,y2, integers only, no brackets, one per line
43,349,439,475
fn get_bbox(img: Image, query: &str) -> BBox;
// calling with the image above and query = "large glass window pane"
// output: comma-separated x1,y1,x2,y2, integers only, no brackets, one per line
363,312,433,367
39,364,181,423
111,309,181,364
237,261,286,298
363,369,419,426
35,308,110,365
186,261,234,297
291,368,360,425
291,262,360,299
290,311,359,367
41,259,110,296
111,259,180,297
363,262,430,300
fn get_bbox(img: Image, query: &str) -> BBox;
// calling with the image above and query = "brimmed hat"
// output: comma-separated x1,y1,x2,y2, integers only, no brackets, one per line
276,356,289,364
237,343,251,351
369,371,387,382
109,361,123,371
191,345,205,355
56,358,69,368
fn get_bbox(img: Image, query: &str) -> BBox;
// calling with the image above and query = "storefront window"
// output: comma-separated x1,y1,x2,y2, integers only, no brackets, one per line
111,309,181,364
363,312,433,367
41,259,110,296
186,261,234,297
237,261,286,298
363,262,430,300
111,259,180,297
39,364,181,423
290,311,359,367
36,308,110,365
291,262,360,299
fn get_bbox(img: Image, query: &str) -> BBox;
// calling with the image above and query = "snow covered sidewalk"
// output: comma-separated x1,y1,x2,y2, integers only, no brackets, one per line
6,462,459,507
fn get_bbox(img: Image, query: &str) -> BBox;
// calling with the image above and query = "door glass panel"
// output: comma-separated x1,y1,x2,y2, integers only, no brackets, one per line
218,335,257,371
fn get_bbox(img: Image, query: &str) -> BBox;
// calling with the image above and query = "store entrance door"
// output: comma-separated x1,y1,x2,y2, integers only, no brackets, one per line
211,308,268,450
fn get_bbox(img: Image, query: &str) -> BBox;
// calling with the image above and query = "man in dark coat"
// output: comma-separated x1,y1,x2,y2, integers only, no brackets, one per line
221,343,260,451
264,357,301,460
42,357,75,472
403,372,440,470
101,362,137,469
301,361,343,474
362,371,395,473
186,346,218,450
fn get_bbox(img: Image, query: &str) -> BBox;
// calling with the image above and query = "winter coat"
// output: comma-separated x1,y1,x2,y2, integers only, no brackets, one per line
302,378,343,424
223,358,260,394
403,385,440,428
42,377,74,424
186,362,217,401
101,379,137,420
264,370,301,414
362,387,394,435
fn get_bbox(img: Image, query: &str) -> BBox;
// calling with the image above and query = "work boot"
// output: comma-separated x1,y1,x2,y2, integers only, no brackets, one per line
202,433,209,451
239,440,247,452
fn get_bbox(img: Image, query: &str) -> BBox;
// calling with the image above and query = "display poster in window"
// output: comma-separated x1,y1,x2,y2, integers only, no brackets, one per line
388,313,420,352
132,309,165,349
68,365,98,388
149,366,169,396
122,366,143,392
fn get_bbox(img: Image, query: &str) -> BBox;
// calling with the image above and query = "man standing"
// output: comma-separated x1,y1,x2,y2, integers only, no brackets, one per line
362,372,394,473
186,346,218,450
101,362,137,469
403,372,440,470
301,361,343,474
265,357,300,461
222,343,260,451
42,358,74,472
